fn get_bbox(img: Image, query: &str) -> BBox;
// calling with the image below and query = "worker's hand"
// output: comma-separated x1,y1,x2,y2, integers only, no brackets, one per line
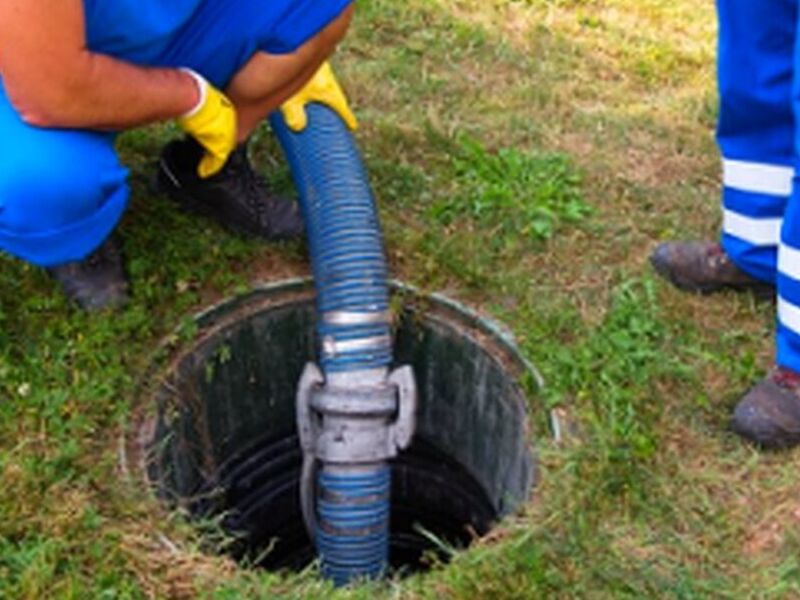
176,69,237,179
280,62,358,132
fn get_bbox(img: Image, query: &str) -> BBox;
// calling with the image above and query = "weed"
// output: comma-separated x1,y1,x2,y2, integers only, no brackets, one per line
428,135,591,243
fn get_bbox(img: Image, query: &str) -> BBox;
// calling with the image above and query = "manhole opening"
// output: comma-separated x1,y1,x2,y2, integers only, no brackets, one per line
131,283,537,576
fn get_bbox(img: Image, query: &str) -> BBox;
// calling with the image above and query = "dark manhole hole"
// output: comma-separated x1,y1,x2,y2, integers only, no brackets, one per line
128,281,539,576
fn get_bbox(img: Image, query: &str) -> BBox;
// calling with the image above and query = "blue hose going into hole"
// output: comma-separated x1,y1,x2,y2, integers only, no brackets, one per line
270,103,395,586
316,467,391,582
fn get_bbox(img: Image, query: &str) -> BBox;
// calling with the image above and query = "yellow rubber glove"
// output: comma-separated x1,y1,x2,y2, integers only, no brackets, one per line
280,62,358,132
176,69,237,179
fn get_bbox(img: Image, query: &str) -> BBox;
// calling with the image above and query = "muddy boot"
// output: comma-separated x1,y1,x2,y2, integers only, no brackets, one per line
47,235,129,311
649,241,773,297
732,367,800,449
157,138,305,241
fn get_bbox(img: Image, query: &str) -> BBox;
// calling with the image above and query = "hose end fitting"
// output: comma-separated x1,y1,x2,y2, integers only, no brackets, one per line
295,363,417,584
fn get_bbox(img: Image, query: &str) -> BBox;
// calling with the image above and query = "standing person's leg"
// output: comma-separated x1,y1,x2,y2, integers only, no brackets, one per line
717,0,796,282
733,0,800,448
650,0,795,294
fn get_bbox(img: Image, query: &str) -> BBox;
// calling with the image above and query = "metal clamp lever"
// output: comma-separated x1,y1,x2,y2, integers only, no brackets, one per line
388,365,417,452
295,363,325,540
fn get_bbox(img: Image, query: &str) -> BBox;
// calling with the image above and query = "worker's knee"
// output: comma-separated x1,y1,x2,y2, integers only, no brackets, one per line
227,5,355,106
282,4,354,68
0,131,127,235
317,4,354,51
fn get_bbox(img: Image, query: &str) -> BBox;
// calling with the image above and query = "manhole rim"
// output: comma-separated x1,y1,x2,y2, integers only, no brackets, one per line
118,278,544,575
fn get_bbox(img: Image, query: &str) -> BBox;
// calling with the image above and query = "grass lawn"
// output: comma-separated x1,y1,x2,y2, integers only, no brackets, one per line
2,0,799,598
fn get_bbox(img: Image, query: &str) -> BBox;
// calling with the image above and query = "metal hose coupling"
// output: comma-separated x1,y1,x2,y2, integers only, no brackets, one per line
296,363,417,581
297,366,417,466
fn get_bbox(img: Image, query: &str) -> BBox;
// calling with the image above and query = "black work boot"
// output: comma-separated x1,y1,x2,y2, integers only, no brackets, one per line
157,138,305,240
732,367,800,449
47,236,129,311
650,241,773,297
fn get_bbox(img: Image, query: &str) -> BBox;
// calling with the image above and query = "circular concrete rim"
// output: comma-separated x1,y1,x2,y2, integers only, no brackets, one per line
120,278,544,574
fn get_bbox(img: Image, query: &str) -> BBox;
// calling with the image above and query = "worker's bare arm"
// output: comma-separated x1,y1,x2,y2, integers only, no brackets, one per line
0,0,199,129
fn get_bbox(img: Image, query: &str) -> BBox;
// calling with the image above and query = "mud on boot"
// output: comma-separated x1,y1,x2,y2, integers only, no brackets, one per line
650,241,773,297
732,367,800,450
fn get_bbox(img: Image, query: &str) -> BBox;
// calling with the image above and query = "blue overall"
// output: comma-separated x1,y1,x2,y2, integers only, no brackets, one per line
0,0,352,267
717,0,800,372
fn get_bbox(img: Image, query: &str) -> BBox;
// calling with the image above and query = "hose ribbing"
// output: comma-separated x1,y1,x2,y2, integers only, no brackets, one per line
271,103,393,585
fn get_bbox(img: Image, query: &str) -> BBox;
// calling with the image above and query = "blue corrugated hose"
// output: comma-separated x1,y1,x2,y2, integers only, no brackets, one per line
316,467,391,583
270,104,392,585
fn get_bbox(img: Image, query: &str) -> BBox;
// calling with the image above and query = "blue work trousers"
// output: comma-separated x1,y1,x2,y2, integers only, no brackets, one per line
717,0,800,371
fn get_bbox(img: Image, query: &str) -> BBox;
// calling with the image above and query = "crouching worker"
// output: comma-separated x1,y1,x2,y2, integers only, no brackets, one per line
0,0,357,310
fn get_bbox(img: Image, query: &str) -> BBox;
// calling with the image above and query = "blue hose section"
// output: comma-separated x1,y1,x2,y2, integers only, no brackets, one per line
269,104,392,374
270,104,392,585
317,467,391,586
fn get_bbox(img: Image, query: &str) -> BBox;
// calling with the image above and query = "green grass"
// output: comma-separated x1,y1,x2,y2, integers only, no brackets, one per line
3,0,799,598
427,134,590,242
